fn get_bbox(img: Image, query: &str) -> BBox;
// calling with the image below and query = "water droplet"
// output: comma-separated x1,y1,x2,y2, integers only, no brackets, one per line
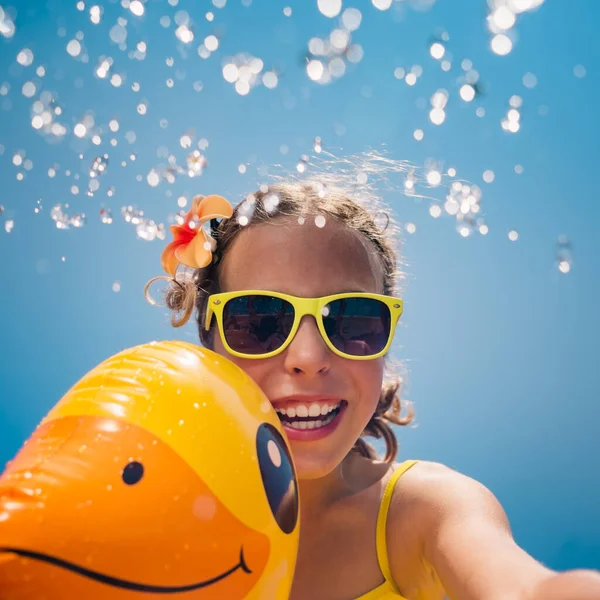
458,224,471,238
356,172,368,184
100,208,113,224
459,84,475,102
429,107,446,125
136,220,162,241
205,35,218,51
175,24,194,43
67,39,82,57
16,48,34,66
558,260,571,274
429,205,442,218
490,6,515,30
430,42,445,60
426,170,442,186
262,71,278,89
522,72,537,88
129,0,144,17
307,59,325,82
482,170,495,183
90,5,101,24
509,95,523,108
556,236,573,273
187,150,207,176
296,155,308,173
90,155,108,177
51,204,86,229
263,193,280,213
109,23,127,45
372,0,392,10
317,0,341,18
491,34,513,56
147,169,160,187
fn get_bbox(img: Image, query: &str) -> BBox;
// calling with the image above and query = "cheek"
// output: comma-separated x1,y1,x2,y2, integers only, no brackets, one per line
354,359,385,407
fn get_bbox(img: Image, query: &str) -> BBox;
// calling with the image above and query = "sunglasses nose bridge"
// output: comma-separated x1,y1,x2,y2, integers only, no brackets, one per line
293,297,323,322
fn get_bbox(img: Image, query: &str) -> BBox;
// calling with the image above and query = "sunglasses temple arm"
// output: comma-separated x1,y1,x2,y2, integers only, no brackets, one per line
204,305,213,331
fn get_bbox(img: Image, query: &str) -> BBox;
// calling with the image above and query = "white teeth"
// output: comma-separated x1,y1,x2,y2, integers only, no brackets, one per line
284,412,336,430
308,403,321,417
276,401,343,431
276,401,340,416
295,405,308,418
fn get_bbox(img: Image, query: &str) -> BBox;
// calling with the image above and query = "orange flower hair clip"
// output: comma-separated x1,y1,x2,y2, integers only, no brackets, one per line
161,194,233,277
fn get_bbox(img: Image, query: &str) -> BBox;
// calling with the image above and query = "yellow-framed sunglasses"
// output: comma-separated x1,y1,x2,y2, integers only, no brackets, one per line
204,290,404,361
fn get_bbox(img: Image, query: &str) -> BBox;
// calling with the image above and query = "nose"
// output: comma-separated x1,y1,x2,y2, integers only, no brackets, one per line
283,316,331,376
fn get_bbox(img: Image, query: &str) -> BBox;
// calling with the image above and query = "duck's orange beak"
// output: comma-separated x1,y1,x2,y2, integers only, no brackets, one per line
0,415,270,599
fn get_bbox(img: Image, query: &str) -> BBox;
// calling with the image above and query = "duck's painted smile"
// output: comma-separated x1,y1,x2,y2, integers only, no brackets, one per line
0,546,252,593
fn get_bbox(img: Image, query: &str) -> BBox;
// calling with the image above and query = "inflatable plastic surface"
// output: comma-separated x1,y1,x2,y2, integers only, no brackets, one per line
0,341,299,599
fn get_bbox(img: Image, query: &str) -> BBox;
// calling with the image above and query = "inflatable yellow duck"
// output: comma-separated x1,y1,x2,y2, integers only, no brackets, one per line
0,341,299,599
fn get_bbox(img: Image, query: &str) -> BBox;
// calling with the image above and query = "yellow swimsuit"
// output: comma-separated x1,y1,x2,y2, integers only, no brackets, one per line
354,459,418,600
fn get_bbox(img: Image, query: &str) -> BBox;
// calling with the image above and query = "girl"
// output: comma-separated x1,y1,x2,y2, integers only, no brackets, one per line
148,178,600,600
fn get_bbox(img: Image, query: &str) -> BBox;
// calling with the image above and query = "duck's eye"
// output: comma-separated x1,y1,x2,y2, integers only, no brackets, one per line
122,461,144,485
256,423,298,534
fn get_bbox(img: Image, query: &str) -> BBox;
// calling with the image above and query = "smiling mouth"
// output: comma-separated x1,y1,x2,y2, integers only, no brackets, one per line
0,546,252,593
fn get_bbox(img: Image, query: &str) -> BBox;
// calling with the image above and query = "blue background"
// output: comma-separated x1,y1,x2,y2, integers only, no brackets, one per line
1,0,599,572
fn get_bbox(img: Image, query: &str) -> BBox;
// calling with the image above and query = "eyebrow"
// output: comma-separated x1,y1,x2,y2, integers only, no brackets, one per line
336,288,371,294
225,287,375,296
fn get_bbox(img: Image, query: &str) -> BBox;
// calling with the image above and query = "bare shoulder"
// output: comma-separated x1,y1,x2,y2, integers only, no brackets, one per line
386,461,553,600
387,460,510,546
390,460,510,523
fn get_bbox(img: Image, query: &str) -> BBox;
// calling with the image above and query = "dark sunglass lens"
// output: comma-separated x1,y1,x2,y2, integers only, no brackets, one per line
323,297,391,356
222,295,294,355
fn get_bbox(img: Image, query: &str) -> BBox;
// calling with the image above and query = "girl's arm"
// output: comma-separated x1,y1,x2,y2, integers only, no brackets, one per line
388,462,600,600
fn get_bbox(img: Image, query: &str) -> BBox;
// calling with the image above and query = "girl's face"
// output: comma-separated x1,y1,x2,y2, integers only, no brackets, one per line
212,217,386,480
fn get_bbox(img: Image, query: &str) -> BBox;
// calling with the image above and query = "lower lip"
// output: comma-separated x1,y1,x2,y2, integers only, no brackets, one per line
280,403,346,442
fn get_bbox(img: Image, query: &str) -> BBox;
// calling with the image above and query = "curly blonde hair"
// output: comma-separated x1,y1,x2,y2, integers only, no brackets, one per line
148,161,414,463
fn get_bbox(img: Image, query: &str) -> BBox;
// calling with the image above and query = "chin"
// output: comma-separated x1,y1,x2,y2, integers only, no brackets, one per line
287,443,348,481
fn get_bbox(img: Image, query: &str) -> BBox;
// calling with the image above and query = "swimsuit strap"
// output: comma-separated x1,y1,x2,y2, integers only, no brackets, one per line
375,460,420,593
